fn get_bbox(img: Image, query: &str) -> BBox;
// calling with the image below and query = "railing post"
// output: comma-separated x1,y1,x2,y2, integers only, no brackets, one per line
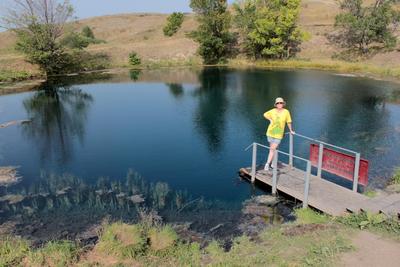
272,150,278,195
352,153,361,192
251,143,257,183
303,161,312,208
317,143,324,178
289,133,294,168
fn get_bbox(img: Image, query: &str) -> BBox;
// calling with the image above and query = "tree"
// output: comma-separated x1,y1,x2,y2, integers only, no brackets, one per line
190,0,233,64
81,25,95,39
333,0,400,53
1,0,74,76
163,12,184,37
61,26,105,50
233,0,303,59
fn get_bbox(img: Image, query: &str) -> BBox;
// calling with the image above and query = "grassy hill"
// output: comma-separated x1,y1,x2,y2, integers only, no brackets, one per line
0,0,399,80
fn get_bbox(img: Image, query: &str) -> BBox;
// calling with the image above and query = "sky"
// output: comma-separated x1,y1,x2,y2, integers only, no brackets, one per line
70,0,235,19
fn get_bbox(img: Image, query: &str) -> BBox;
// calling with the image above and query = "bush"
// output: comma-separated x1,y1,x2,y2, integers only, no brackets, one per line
97,223,147,259
148,225,178,252
81,25,95,39
129,52,141,66
61,32,91,49
163,12,185,37
62,51,111,73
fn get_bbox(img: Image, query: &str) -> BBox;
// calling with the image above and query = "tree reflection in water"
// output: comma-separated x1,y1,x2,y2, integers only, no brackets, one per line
22,82,93,163
193,68,229,153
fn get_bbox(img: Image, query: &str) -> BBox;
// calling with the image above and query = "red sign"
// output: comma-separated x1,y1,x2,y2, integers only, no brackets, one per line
310,144,369,186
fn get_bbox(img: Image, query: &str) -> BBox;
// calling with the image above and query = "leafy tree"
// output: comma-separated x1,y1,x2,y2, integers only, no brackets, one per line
190,0,234,64
233,0,303,59
61,26,105,50
333,0,400,53
163,12,185,37
81,25,95,39
1,0,74,76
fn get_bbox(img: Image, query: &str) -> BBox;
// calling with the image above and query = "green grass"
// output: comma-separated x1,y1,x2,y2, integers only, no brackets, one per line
26,241,80,267
0,236,30,267
96,222,147,259
0,69,33,83
391,167,400,185
336,212,400,241
228,58,400,81
294,208,331,224
363,188,378,198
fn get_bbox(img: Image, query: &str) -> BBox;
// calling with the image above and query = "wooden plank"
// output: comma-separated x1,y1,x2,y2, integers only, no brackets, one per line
380,200,400,216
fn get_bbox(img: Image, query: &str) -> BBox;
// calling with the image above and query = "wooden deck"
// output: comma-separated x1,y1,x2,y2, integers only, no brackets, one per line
239,164,400,217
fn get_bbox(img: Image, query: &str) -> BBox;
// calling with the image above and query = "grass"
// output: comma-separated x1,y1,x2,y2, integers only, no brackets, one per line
0,69,34,83
25,241,80,267
0,216,354,267
391,167,400,185
228,58,400,82
336,211,400,241
363,188,378,198
0,236,30,266
294,208,330,224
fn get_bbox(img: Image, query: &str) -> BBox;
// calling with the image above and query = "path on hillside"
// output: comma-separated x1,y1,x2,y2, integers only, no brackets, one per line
340,231,400,267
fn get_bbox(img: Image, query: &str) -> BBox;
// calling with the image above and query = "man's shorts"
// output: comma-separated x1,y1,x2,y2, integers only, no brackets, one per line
267,136,281,145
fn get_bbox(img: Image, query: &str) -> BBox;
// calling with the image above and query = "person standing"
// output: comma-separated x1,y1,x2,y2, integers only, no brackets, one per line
263,97,295,171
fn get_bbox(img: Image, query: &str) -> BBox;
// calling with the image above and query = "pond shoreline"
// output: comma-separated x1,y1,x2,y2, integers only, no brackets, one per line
2,59,400,94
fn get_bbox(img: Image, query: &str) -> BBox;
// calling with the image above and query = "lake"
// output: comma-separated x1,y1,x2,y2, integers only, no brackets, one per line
1,67,400,242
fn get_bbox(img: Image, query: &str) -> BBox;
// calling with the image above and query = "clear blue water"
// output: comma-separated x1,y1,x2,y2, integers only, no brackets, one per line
1,68,400,231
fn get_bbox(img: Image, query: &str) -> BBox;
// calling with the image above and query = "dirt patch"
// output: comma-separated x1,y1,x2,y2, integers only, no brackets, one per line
283,223,333,236
340,231,400,267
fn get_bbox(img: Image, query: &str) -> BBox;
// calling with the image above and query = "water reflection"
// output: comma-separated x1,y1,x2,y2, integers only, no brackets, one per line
129,69,141,81
193,68,229,153
167,83,184,98
22,83,93,163
0,170,198,224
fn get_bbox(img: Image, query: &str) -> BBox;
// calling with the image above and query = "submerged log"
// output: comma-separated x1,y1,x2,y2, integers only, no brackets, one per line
0,119,31,128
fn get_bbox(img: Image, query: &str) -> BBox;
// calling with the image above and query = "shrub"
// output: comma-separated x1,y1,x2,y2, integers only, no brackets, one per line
163,12,185,37
129,52,141,66
148,225,178,252
97,222,147,259
81,25,95,39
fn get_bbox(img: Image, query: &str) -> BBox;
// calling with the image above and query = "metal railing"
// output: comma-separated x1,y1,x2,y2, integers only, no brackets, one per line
245,132,364,208
245,142,312,208
287,133,361,192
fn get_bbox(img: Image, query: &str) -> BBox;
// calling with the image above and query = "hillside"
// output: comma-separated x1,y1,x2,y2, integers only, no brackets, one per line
0,0,399,77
